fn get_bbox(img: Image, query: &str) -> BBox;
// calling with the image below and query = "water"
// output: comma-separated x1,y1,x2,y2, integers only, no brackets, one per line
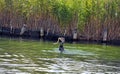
0,37,120,74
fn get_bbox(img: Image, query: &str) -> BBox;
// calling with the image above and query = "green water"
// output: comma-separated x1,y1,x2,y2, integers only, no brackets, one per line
0,37,120,74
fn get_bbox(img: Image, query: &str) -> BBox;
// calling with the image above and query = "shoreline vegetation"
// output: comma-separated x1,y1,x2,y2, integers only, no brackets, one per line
0,29,120,46
0,0,120,45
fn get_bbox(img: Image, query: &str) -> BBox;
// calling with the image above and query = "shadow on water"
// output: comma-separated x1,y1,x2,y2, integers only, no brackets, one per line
42,48,95,56
0,37,120,74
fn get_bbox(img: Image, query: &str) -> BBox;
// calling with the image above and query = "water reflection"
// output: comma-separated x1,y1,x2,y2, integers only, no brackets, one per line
102,43,107,48
37,57,120,73
0,50,119,74
42,48,95,56
0,38,120,74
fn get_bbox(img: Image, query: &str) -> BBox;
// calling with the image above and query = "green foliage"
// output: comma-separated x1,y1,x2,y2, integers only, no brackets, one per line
52,1,73,27
0,0,5,12
0,0,119,30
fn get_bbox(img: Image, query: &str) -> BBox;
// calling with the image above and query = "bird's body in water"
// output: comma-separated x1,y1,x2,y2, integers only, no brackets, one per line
54,37,65,53
59,40,64,53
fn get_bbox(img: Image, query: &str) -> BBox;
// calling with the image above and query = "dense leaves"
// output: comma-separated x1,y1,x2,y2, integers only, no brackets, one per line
0,0,120,40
